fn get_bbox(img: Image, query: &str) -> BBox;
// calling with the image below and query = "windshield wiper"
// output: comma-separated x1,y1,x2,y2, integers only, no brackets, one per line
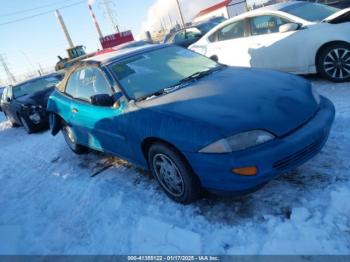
178,66,224,85
138,65,226,101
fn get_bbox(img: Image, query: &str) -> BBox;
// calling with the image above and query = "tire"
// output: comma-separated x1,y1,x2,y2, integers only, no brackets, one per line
61,123,87,154
4,112,19,127
317,42,350,82
19,114,35,134
148,143,202,204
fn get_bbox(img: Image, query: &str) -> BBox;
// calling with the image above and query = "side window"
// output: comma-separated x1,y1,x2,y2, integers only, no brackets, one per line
209,20,245,42
174,31,186,43
250,15,290,36
65,67,112,101
65,70,81,97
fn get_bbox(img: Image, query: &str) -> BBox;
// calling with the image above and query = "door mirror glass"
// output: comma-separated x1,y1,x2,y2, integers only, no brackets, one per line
90,94,114,107
112,92,123,109
279,23,299,33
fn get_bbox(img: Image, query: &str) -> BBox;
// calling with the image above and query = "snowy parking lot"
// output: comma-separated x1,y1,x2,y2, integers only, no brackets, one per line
0,78,349,255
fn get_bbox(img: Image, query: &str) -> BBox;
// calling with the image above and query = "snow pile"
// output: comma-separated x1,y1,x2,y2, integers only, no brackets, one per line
0,79,349,254
132,217,201,254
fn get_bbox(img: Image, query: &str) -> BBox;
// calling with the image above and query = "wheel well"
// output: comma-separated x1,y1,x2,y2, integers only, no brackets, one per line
315,41,350,67
141,137,178,161
50,112,64,136
141,137,195,172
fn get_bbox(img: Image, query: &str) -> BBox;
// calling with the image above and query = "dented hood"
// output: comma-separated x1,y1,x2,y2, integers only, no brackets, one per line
323,8,350,23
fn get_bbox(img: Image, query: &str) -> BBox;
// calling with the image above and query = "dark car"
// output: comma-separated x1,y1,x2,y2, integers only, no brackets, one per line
0,86,5,99
164,17,226,47
47,45,335,204
1,73,63,133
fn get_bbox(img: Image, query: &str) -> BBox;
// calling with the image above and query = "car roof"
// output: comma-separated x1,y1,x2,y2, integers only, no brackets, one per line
82,44,168,66
256,1,303,12
12,72,61,88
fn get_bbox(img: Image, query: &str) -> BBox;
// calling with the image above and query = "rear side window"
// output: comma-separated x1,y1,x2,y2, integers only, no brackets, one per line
65,67,112,102
209,20,245,42
250,15,290,36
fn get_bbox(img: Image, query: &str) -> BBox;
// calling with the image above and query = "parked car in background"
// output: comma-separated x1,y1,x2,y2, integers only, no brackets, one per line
0,86,5,98
298,0,350,9
189,1,350,82
164,17,226,47
48,45,335,204
0,73,63,133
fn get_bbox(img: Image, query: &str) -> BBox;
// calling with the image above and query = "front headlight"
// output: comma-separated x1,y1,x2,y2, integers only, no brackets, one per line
312,87,321,105
199,130,275,153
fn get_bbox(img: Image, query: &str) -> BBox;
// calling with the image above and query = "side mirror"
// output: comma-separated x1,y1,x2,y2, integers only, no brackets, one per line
90,94,114,107
6,97,11,102
279,23,299,33
112,92,123,109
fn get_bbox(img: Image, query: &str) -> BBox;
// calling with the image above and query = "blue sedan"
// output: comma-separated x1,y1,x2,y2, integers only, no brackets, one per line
47,45,335,204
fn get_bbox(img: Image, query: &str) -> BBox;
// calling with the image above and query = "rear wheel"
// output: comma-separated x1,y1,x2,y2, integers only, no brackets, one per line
62,123,87,154
317,43,350,82
148,143,202,204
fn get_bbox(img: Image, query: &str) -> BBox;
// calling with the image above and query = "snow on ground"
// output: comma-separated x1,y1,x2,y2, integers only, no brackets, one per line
0,78,349,255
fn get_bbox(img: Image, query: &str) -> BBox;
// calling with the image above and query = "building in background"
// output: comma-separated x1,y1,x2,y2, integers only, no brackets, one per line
193,0,247,23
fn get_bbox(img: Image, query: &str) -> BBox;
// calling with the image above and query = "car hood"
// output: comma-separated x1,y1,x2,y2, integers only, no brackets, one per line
137,67,319,137
16,87,55,107
323,8,350,23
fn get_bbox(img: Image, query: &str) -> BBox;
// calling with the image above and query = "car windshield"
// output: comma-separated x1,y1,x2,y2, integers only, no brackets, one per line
110,46,219,100
13,75,62,98
282,2,340,22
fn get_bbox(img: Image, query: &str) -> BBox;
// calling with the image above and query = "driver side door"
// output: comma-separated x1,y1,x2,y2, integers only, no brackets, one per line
66,66,132,157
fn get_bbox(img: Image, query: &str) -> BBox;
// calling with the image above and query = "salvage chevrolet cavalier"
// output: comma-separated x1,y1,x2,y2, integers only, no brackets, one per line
47,45,335,204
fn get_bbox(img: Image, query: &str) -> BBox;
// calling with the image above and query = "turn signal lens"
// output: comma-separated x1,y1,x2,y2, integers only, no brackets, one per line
232,167,258,176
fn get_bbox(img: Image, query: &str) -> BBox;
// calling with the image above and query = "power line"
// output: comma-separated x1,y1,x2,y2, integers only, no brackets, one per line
0,0,78,18
0,0,86,27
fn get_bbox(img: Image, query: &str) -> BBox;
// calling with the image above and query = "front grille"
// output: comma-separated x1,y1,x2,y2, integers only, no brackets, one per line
273,133,328,171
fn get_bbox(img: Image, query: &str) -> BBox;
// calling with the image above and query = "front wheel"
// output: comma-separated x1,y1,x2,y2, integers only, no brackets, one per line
62,123,87,154
317,43,350,82
148,143,202,204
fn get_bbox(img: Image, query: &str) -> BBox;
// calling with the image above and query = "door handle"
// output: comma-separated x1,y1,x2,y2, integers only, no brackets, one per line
72,108,78,113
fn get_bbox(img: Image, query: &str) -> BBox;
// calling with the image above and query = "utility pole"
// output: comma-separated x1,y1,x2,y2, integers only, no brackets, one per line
175,0,186,29
0,54,16,84
88,2,104,39
100,0,120,33
55,10,74,48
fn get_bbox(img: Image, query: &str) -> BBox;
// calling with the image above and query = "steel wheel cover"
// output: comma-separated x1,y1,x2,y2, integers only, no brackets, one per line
152,153,185,197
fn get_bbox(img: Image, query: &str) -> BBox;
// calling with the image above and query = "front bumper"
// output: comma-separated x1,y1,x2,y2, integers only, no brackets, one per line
21,107,49,130
183,97,335,194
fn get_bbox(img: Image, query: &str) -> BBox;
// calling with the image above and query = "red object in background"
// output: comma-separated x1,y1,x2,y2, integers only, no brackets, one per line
100,30,134,49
